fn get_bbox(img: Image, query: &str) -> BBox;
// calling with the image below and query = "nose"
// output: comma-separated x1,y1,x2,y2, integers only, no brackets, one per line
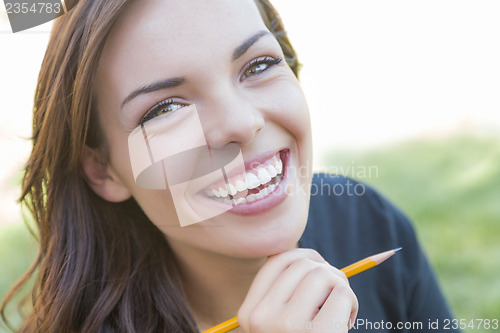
200,86,265,149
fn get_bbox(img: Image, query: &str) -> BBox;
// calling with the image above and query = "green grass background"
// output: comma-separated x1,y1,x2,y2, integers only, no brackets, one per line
1,132,499,332
322,132,500,332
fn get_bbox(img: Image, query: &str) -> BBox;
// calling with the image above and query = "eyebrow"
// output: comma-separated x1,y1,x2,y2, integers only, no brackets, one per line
121,77,185,109
232,30,271,61
121,30,272,109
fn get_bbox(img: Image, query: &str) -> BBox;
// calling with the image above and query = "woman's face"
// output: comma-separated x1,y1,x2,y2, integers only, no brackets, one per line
94,0,313,258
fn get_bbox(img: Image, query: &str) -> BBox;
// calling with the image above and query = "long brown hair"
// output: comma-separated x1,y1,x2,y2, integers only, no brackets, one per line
1,0,300,331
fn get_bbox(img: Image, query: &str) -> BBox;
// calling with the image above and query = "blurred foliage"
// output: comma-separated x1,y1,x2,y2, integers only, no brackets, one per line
1,132,499,332
324,132,500,332
0,221,37,333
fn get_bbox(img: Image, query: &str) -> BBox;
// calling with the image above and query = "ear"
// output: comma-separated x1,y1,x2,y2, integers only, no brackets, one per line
81,146,132,202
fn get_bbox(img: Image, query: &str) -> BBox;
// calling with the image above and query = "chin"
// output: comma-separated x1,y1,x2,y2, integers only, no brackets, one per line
231,211,308,259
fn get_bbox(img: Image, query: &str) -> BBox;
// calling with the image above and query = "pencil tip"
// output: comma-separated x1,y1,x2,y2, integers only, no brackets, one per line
394,247,403,252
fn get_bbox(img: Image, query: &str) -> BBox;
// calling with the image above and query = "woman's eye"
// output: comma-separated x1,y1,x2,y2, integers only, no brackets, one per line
138,99,186,125
241,56,283,80
244,63,269,77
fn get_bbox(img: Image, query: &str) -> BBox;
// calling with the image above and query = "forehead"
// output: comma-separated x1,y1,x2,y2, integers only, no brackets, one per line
97,0,269,103
118,0,265,46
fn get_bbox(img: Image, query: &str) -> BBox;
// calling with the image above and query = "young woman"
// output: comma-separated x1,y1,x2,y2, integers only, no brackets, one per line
2,0,458,332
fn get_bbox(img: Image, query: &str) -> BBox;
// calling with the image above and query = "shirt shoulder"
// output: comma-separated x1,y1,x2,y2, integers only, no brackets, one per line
301,173,416,266
300,174,458,332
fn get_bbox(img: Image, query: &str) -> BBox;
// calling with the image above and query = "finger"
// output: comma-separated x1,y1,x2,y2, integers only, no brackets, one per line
286,265,350,322
238,249,327,332
240,249,326,309
241,261,349,332
263,258,325,303
253,249,327,293
313,284,359,332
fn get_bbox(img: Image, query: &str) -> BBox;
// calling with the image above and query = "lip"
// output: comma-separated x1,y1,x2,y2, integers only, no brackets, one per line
195,149,290,216
242,150,284,173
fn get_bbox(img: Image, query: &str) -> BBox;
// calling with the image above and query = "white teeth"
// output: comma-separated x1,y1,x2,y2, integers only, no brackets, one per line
257,167,272,184
205,153,285,204
255,191,265,200
246,172,260,189
246,194,256,202
207,173,281,206
235,179,247,192
227,183,237,196
218,187,228,197
267,164,278,178
276,158,283,174
260,186,269,197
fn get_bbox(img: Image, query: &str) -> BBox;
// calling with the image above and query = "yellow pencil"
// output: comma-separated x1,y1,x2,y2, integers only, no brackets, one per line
202,248,402,333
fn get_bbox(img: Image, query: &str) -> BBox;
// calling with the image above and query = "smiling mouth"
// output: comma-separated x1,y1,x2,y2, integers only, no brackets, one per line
202,151,286,206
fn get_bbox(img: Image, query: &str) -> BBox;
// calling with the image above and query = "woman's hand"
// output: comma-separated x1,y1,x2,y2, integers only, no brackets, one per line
237,249,358,333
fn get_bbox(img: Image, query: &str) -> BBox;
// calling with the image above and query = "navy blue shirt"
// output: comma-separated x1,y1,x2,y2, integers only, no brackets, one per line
300,174,459,332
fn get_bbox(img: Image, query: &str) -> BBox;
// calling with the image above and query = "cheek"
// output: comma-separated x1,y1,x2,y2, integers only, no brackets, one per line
133,189,180,228
117,149,181,228
273,80,314,184
101,116,181,228
256,77,312,143
266,79,313,163
280,85,311,142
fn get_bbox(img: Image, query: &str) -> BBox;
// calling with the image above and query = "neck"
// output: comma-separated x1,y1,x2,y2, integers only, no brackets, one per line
168,240,266,330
